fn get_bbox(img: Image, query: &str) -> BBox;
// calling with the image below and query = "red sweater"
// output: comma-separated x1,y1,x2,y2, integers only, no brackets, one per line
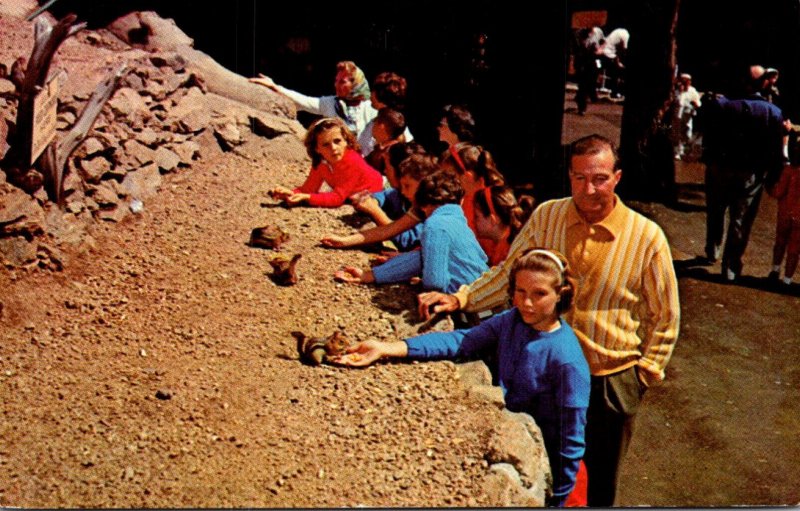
294,149,384,207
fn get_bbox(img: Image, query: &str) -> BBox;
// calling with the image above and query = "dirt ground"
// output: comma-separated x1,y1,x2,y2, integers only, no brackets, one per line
1,12,799,506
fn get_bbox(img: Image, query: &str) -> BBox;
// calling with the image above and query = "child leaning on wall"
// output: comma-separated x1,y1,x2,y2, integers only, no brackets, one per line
269,117,383,208
334,170,488,293
332,248,590,507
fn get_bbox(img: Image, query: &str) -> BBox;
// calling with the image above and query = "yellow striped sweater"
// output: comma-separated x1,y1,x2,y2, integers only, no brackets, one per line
454,196,680,387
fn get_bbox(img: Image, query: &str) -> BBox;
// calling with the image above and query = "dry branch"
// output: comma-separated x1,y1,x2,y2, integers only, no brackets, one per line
41,63,129,204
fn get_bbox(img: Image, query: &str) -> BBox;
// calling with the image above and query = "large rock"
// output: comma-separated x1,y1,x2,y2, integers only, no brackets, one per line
482,463,546,507
0,236,37,267
107,87,150,119
153,147,180,172
119,163,162,200
79,156,113,183
485,410,550,492
106,11,294,117
0,187,45,236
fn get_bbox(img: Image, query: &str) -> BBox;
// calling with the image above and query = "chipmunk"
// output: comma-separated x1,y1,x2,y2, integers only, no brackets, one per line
292,330,353,366
248,225,289,250
269,253,301,286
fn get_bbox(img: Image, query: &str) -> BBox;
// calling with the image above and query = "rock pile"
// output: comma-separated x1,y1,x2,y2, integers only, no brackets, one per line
0,12,303,270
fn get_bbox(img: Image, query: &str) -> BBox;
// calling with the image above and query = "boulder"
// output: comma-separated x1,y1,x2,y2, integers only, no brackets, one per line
88,181,120,209
485,410,550,490
0,187,45,236
153,147,181,172
79,156,113,183
119,163,161,200
482,463,546,507
214,122,243,150
170,140,200,164
107,87,150,118
0,236,38,267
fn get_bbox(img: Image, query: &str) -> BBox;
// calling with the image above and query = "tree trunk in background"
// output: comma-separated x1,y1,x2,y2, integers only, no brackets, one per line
618,0,680,203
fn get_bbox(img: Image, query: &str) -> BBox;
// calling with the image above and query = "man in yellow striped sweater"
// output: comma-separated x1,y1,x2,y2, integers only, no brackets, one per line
418,134,680,506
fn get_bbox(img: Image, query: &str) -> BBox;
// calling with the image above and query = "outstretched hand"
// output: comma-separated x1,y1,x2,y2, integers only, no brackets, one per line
249,73,278,90
417,291,460,320
330,340,385,367
334,266,365,284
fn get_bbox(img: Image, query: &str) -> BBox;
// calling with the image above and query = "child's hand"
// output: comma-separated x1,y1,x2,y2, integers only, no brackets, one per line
334,266,365,284
269,186,293,200
409,277,422,286
369,251,399,266
321,235,352,248
330,340,384,367
285,193,310,205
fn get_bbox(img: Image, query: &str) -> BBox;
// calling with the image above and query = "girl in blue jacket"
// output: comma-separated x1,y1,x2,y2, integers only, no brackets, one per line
334,249,590,507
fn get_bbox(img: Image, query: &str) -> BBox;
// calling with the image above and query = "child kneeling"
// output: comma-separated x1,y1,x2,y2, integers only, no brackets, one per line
336,170,488,293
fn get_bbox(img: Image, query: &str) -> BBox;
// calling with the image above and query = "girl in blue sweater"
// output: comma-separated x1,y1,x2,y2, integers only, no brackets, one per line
334,249,590,507
335,170,488,293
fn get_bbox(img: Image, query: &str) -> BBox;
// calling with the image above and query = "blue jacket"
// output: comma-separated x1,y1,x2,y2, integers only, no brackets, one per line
406,311,590,506
372,203,488,293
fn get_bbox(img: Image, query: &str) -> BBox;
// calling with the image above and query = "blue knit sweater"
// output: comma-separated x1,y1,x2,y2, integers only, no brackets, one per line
405,311,590,506
372,203,488,292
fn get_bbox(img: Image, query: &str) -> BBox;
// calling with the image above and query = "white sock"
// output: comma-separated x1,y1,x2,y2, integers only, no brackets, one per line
782,276,792,285
773,264,782,273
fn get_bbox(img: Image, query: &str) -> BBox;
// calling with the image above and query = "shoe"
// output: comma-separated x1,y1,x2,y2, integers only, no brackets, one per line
722,268,737,282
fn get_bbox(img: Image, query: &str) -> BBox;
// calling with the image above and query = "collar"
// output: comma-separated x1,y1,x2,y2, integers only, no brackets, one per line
566,194,627,238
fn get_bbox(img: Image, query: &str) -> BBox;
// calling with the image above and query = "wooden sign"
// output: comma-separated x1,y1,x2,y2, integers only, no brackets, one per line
30,74,59,164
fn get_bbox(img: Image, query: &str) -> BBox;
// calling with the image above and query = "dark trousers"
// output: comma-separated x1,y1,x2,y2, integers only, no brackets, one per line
704,162,765,274
584,366,646,507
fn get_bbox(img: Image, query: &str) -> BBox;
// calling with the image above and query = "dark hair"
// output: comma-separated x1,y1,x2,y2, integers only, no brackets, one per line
398,154,439,182
473,186,535,242
569,134,619,170
374,108,407,140
304,117,359,167
441,104,476,143
414,170,464,207
442,144,505,186
372,72,407,110
387,141,427,172
509,248,577,315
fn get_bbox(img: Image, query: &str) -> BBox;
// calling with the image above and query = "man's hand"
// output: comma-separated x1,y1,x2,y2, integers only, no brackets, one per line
417,291,460,320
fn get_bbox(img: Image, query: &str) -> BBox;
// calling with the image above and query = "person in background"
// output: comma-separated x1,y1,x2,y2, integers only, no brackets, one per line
417,134,680,506
472,186,535,266
437,104,477,149
358,72,414,156
250,60,375,140
573,26,604,116
269,117,383,208
364,108,408,172
670,73,702,160
767,131,800,287
701,65,785,281
599,27,629,99
334,248,590,507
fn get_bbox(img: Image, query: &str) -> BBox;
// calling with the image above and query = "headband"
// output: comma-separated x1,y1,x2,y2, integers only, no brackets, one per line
528,249,565,274
483,187,498,219
448,145,468,174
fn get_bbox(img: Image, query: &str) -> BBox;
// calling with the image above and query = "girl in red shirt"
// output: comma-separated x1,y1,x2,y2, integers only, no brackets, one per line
472,186,535,266
270,117,384,208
